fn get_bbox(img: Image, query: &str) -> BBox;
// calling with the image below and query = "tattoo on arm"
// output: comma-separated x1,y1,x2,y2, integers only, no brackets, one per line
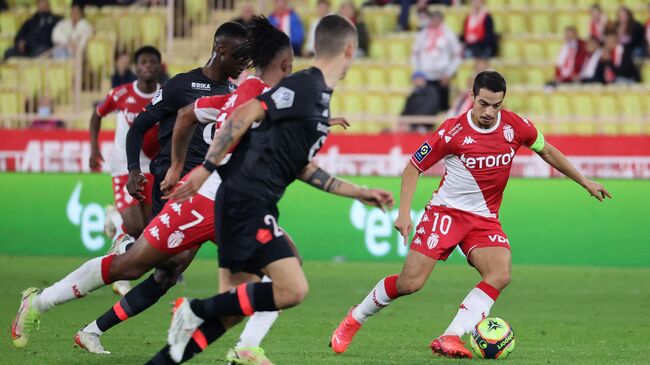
205,116,236,163
306,167,342,192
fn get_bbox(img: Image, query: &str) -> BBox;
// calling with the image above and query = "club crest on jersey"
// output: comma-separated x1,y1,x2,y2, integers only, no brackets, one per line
414,142,431,162
503,124,514,142
271,87,295,109
167,230,185,249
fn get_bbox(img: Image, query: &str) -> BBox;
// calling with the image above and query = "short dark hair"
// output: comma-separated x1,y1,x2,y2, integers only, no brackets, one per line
213,21,247,41
472,71,506,97
245,16,291,71
314,14,357,58
134,45,161,63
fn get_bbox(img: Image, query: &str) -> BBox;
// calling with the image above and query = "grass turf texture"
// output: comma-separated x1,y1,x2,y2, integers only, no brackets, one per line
0,255,648,364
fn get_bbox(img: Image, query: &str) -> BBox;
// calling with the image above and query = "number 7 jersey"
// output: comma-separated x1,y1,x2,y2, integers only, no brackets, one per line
411,109,545,218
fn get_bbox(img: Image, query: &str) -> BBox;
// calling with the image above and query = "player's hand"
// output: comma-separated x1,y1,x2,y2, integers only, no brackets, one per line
583,179,612,202
329,117,350,130
160,166,182,197
126,170,147,201
357,188,394,212
394,214,413,246
89,149,104,171
164,166,211,202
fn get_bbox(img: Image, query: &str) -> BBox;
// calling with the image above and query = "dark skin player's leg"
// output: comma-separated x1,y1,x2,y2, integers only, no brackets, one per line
107,235,180,283
120,205,148,237
153,246,200,290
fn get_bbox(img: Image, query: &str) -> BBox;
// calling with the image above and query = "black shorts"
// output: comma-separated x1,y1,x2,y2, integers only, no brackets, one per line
215,185,295,276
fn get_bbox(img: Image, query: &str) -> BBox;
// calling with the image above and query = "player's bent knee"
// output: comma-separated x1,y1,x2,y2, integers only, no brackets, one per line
275,281,309,308
485,272,511,291
396,276,425,296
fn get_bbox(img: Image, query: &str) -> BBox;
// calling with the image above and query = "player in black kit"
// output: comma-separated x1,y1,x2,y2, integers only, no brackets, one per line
153,15,394,364
125,21,250,215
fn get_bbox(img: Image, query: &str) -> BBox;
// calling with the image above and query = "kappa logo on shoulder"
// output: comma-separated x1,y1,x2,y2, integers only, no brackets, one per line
271,87,295,109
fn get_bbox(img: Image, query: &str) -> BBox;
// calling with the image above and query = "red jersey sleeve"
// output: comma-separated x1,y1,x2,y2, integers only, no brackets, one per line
510,112,544,152
194,94,229,123
96,88,118,117
410,120,455,172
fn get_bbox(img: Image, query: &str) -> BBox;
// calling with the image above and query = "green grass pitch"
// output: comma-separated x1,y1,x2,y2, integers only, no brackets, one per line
1,255,648,364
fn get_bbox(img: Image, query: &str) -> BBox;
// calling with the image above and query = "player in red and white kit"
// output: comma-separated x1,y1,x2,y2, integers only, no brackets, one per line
331,71,611,359
89,46,162,238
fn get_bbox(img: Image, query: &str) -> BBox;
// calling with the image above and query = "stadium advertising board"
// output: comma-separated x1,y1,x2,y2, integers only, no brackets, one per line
0,173,648,267
1,130,650,178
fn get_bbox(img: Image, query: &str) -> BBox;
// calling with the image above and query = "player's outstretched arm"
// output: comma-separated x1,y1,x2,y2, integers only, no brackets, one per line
161,103,198,195
298,161,394,211
536,142,612,202
395,163,421,245
88,109,104,171
165,99,265,202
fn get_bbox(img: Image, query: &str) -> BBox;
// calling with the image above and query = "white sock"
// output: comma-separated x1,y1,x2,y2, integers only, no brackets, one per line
444,282,500,337
33,255,112,313
351,275,399,324
83,320,104,336
235,276,279,348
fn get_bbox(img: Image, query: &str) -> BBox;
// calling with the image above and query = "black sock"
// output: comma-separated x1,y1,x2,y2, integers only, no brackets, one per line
146,319,226,364
190,282,277,320
96,274,167,332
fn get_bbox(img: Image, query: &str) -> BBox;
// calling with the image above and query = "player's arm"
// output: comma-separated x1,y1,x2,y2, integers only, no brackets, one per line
165,99,265,201
536,142,611,201
161,103,199,195
88,109,104,171
125,109,159,200
394,162,421,245
298,161,394,211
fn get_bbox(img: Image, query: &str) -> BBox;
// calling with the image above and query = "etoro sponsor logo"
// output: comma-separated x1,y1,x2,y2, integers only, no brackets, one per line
66,182,106,251
460,148,515,169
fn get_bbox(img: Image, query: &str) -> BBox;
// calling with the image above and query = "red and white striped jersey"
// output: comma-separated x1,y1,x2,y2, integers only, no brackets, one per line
96,81,160,176
192,76,271,200
411,109,545,218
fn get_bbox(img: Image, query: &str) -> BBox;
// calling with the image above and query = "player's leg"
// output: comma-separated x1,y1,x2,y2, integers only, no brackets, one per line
120,205,147,237
330,250,436,353
76,248,199,354
431,220,511,359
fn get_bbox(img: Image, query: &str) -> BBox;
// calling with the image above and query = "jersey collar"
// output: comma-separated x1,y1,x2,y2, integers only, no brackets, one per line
132,81,160,99
466,109,501,134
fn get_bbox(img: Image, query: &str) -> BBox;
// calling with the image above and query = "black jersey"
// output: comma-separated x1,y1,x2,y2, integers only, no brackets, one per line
127,68,235,173
220,67,332,204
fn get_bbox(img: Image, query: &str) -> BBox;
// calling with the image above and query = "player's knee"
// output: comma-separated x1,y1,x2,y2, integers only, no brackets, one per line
123,220,145,237
112,257,149,281
275,280,309,308
485,272,511,291
396,275,425,296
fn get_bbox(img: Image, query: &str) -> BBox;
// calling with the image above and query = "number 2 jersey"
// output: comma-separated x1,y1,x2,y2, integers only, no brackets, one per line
411,109,545,218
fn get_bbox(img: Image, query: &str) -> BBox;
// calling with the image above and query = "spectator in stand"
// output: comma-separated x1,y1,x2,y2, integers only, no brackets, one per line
111,52,137,88
397,0,453,31
448,57,489,118
339,1,370,57
588,4,608,41
580,36,604,83
411,9,462,111
600,31,640,84
268,0,305,56
305,0,331,57
615,6,646,59
233,3,255,27
555,26,587,83
461,0,496,59
4,0,61,59
51,4,93,59
402,71,440,119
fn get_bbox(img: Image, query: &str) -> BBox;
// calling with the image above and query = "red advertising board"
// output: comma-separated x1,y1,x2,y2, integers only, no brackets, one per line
1,130,649,178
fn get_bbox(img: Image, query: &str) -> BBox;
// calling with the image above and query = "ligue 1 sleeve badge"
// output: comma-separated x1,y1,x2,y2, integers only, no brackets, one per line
503,125,514,142
414,142,431,162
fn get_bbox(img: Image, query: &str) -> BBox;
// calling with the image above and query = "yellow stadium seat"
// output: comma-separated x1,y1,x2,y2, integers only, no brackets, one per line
117,14,139,52
387,66,411,89
505,13,528,34
185,0,208,24
501,66,524,85
341,67,364,89
387,40,411,63
642,64,650,86
85,37,115,76
522,42,545,63
526,92,547,116
444,11,466,35
365,93,386,116
544,40,563,62
618,92,645,117
572,93,596,134
386,92,406,115
341,92,364,115
141,13,165,50
575,14,591,39
367,11,397,35
500,41,521,61
0,63,18,88
505,93,525,112
554,12,574,35
366,66,387,89
507,0,528,7
487,0,508,8
595,94,620,135
490,12,506,34
548,92,572,133
528,0,550,8
525,67,548,86
0,89,25,116
0,12,19,36
18,62,43,99
530,13,553,35
45,61,72,104
166,63,193,78
369,40,386,60
329,93,342,117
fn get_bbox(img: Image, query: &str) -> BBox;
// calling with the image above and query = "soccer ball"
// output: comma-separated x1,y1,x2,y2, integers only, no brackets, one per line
469,317,515,359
